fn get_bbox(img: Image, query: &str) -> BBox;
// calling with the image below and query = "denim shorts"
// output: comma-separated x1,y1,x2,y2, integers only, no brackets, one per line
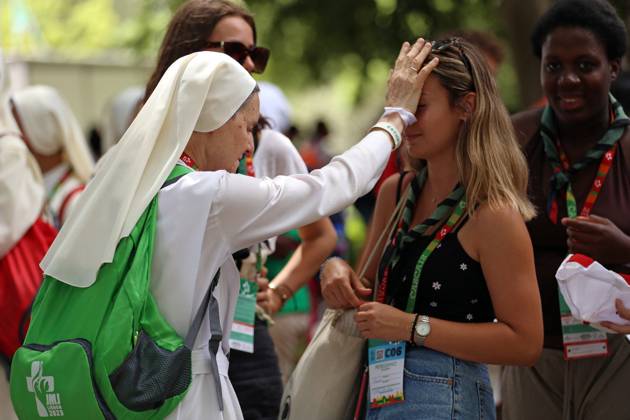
366,346,495,420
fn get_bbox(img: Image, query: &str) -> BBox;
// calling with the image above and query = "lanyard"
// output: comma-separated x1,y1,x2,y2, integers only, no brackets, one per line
48,167,74,201
405,199,466,312
180,152,199,170
549,141,617,220
376,197,467,311
245,152,255,177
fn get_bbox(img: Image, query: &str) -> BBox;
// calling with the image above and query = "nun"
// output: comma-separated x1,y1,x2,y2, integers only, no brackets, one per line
11,86,95,228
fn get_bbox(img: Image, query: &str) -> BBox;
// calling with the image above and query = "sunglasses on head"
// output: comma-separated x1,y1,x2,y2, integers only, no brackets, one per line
207,41,270,74
432,38,476,90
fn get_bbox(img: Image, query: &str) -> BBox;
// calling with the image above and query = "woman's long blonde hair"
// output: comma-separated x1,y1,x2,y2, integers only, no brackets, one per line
420,38,536,220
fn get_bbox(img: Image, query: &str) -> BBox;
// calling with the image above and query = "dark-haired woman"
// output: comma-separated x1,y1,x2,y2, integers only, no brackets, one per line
145,1,337,419
502,1,630,419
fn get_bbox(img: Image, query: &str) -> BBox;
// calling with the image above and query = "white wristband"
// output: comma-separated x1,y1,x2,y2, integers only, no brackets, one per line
371,122,402,150
382,107,417,127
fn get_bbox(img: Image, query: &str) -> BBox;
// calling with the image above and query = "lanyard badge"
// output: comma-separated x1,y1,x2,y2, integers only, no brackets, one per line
368,340,405,408
229,277,259,353
554,142,617,360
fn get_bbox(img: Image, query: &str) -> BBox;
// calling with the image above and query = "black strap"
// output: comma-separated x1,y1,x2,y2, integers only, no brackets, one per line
161,174,188,190
395,170,411,203
184,270,224,411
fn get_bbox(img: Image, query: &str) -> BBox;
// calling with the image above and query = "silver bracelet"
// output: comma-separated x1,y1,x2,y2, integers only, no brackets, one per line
371,122,402,150
382,106,417,127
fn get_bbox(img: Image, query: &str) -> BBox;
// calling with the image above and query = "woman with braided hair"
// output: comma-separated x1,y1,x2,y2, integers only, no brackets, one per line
320,38,543,419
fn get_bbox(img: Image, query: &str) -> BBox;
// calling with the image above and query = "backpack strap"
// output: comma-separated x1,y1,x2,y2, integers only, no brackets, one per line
161,164,194,189
184,269,224,410
162,163,225,409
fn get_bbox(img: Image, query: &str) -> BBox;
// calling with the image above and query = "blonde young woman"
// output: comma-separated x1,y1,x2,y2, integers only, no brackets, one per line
320,38,543,419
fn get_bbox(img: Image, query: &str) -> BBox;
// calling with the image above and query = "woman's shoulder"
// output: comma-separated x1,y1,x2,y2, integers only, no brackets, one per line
463,203,531,259
376,171,414,205
468,203,527,237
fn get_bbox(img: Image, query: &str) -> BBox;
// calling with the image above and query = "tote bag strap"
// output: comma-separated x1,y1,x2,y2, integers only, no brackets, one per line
357,173,412,299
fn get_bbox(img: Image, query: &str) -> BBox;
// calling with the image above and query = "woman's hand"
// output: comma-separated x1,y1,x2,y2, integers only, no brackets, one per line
255,275,284,315
256,285,284,315
600,299,630,334
355,302,415,341
320,257,372,309
562,215,630,265
385,38,438,114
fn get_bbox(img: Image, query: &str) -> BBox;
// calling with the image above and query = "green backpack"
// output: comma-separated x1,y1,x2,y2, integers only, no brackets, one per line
10,164,222,419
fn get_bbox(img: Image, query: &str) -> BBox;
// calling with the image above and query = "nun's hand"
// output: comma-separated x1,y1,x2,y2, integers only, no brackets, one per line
386,38,438,114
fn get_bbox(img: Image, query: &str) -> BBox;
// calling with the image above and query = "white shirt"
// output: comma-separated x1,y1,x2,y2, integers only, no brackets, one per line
254,129,307,178
153,130,391,419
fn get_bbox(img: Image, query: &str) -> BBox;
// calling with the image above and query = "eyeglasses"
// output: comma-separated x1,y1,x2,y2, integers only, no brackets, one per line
432,38,475,91
207,41,270,74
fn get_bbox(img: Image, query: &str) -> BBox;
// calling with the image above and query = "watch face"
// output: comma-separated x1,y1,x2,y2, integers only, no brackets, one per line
415,321,430,337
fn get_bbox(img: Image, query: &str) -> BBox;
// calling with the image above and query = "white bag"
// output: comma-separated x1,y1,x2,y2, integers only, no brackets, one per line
279,309,364,420
279,181,410,420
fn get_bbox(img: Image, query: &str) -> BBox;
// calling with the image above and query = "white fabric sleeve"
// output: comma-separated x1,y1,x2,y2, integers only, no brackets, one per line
214,130,391,252
0,136,45,256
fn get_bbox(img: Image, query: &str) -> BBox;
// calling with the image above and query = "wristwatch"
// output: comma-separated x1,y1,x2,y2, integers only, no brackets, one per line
413,315,431,346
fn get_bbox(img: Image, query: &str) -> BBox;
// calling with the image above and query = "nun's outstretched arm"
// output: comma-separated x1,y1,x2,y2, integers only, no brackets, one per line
215,129,393,253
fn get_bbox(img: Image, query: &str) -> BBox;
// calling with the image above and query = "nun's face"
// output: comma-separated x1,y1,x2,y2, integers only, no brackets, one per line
186,93,259,172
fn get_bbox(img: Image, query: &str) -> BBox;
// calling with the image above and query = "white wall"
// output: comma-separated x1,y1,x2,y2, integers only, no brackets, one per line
7,57,151,132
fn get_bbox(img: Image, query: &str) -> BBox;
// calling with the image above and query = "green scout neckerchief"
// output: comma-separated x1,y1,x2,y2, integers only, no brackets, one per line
376,167,465,304
540,93,630,223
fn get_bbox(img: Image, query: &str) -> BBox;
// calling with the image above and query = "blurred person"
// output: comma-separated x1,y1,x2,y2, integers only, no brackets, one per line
101,86,144,153
320,37,542,419
258,81,292,134
299,119,332,170
29,42,428,419
0,50,54,420
10,86,95,229
502,2,630,419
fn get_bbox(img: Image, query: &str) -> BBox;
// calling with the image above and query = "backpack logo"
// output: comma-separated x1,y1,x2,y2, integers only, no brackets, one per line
26,361,64,417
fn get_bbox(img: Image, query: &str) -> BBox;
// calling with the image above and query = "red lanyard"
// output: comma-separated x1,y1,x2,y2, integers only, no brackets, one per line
245,152,255,177
550,141,617,220
180,152,198,170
